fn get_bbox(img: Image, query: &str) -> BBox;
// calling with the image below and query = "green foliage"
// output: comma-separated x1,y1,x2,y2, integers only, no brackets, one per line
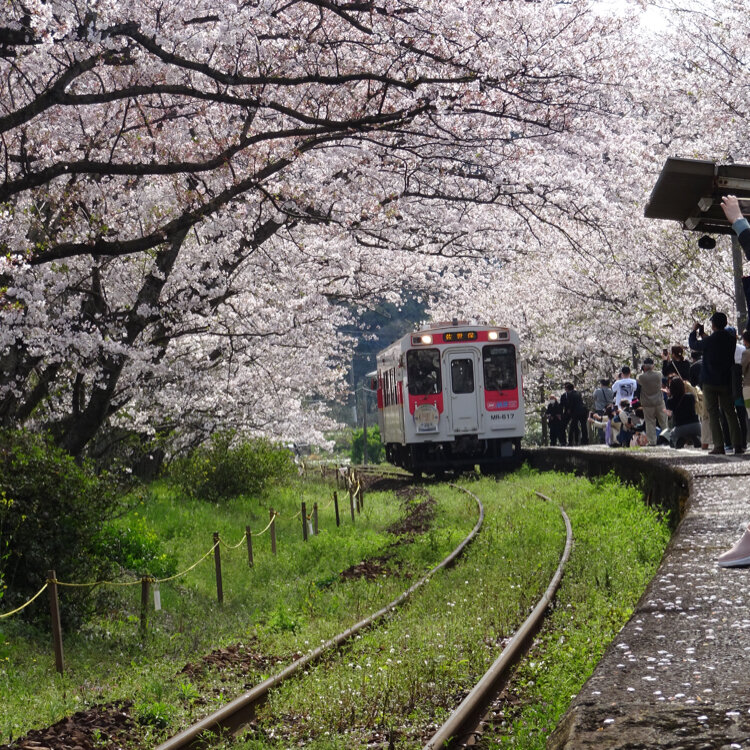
350,426,384,464
490,471,670,749
170,431,296,502
93,515,177,579
325,430,353,457
0,470,669,748
134,700,174,728
264,605,299,633
176,680,200,704
0,428,123,627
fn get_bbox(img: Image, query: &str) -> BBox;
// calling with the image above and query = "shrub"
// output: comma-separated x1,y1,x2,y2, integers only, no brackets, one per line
0,428,123,627
134,700,175,729
170,431,296,502
93,515,177,579
350,425,384,465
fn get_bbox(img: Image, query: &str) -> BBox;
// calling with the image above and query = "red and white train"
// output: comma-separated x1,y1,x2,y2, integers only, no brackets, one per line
375,321,525,476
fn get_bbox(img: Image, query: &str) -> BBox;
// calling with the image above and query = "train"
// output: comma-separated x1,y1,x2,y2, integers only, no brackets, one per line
374,321,525,476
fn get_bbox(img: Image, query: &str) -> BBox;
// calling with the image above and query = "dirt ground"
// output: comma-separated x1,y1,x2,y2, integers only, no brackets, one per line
338,485,436,582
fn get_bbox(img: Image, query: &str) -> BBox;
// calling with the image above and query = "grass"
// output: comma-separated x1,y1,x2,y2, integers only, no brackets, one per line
228,469,669,749
0,474,471,745
239,479,565,749
0,467,670,749
487,471,671,749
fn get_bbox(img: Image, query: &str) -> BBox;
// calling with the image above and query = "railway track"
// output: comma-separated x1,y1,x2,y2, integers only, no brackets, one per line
423,491,573,749
2,471,572,750
156,481,572,750
156,480,485,750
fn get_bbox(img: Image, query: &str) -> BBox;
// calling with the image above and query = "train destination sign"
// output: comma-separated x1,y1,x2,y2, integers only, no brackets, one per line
443,331,477,342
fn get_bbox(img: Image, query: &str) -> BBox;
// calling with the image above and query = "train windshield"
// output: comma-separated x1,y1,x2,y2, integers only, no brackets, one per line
482,345,517,390
406,348,442,395
451,358,474,394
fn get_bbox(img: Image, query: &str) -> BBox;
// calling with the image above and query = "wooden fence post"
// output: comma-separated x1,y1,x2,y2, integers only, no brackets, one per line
213,532,223,604
140,577,150,639
246,525,254,567
334,491,340,527
270,509,277,555
349,484,355,523
313,502,319,536
47,569,64,674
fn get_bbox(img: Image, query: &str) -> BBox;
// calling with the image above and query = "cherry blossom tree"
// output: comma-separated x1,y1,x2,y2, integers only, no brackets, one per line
432,0,750,421
0,0,656,453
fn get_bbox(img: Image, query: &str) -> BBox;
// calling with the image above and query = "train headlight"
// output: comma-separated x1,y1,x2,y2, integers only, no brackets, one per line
420,334,433,345
488,331,499,341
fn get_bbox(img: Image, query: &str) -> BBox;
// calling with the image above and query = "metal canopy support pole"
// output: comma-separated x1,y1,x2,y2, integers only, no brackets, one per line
362,386,368,466
731,235,748,332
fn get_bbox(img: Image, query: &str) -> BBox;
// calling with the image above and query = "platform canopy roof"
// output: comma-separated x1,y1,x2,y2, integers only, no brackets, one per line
644,157,750,235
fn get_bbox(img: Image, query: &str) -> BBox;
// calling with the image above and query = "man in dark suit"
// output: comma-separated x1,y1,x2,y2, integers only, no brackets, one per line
561,382,588,446
688,312,744,455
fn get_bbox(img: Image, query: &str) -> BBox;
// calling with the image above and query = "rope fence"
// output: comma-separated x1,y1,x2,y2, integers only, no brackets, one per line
0,468,367,674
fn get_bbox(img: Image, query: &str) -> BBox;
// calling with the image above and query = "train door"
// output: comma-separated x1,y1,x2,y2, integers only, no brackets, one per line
446,350,480,433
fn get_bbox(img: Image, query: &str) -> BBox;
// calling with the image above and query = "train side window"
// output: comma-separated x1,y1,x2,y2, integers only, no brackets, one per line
482,345,517,390
406,349,442,395
451,358,474,394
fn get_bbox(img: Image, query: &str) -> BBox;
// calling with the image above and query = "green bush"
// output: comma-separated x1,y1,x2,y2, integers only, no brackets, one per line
350,425,384,464
170,431,296,502
0,428,123,627
94,515,177,579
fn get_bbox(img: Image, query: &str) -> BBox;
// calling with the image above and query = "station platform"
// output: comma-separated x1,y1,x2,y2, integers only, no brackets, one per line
524,446,750,750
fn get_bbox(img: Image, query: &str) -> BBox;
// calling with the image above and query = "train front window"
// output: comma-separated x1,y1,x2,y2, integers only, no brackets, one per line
407,349,441,395
451,358,474,394
483,345,517,390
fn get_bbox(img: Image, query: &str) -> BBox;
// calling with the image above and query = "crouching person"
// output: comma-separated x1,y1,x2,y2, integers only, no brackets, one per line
665,377,701,448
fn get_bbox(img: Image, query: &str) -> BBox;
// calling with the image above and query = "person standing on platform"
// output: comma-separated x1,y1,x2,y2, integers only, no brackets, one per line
562,382,588,446
637,358,669,446
729,327,748,450
662,345,691,381
592,379,614,443
709,197,750,566
593,379,614,415
546,394,566,446
688,312,744,455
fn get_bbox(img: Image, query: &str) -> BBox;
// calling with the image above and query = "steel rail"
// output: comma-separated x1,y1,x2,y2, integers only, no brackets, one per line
423,490,573,750
351,465,412,479
156,483,484,750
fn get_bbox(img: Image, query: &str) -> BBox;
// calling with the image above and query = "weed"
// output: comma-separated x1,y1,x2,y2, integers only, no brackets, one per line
177,680,200,704
135,700,174,729
264,606,299,633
